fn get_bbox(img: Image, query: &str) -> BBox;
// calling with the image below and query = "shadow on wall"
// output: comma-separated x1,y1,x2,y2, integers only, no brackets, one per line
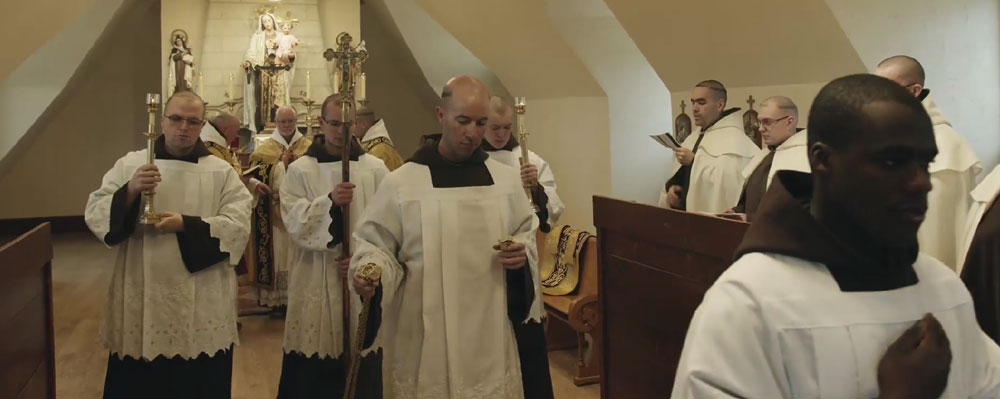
0,0,160,218
361,0,441,159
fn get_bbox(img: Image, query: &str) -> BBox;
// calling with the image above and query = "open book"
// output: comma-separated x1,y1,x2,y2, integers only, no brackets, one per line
650,132,682,150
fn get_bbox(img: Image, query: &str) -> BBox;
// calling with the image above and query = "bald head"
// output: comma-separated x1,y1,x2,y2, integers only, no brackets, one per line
761,96,798,119
356,106,377,139
275,106,298,138
758,96,799,147
211,113,242,143
436,75,490,162
441,75,490,109
875,55,926,97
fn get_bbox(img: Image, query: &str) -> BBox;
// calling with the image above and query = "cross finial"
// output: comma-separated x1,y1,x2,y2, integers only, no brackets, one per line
747,95,755,110
680,100,686,114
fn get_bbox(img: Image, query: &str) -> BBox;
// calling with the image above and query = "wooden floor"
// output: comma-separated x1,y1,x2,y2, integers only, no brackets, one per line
51,232,601,398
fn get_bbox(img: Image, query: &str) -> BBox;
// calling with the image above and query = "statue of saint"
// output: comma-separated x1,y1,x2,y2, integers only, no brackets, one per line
169,30,194,94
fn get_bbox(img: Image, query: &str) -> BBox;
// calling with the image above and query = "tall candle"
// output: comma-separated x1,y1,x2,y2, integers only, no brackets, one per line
198,72,204,97
333,68,342,94
358,73,367,102
306,71,312,100
227,73,234,100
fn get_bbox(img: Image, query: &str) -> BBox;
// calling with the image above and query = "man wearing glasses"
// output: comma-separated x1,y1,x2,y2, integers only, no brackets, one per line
729,96,809,221
84,91,252,398
876,55,981,270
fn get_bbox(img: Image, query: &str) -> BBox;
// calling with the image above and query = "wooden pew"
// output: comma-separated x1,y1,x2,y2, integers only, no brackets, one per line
539,230,601,386
594,197,748,398
0,223,56,399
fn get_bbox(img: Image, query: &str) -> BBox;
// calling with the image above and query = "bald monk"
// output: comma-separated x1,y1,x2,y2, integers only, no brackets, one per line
199,113,243,174
730,96,809,221
660,80,759,214
351,75,542,398
355,106,404,171
247,106,313,311
876,55,981,269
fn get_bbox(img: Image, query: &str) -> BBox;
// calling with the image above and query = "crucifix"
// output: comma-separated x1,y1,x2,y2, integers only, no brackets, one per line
747,94,756,110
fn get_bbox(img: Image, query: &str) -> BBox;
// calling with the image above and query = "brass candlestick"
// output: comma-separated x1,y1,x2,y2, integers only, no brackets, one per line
138,93,162,225
514,96,538,213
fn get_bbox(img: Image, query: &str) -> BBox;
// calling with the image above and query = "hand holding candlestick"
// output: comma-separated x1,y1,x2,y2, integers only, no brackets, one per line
514,97,538,213
139,93,162,225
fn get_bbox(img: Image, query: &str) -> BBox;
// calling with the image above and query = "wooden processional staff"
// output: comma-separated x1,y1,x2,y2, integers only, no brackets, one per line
324,32,372,399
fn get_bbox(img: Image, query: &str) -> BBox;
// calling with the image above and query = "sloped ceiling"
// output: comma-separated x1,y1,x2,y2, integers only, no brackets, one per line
4,0,105,83
414,0,604,99
604,0,866,89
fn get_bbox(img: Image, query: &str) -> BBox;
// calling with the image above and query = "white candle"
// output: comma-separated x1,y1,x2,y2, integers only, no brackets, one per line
358,72,366,102
306,71,312,100
198,72,204,97
227,73,234,100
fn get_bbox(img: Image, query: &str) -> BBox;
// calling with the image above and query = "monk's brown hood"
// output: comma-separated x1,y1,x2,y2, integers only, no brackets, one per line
735,171,919,292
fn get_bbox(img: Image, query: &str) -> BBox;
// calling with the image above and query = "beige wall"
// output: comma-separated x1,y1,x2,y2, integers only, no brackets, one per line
604,0,865,89
529,97,611,230
0,0,160,219
361,0,440,159
3,0,104,82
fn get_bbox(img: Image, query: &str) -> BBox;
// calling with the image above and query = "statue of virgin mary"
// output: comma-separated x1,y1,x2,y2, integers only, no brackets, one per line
243,13,290,132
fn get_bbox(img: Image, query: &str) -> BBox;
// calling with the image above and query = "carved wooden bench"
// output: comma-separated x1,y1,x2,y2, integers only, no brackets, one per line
537,230,601,386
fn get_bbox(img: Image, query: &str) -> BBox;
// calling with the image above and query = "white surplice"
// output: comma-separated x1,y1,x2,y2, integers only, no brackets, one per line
280,153,389,359
351,159,542,399
84,150,252,360
672,252,1000,398
257,130,306,307
486,146,565,225
918,94,981,270
659,111,759,214
740,129,810,191
958,165,1000,273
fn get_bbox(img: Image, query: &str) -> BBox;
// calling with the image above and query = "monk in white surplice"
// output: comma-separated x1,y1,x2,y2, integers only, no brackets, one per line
351,75,542,398
876,55,981,270
276,94,389,398
660,80,759,214
672,74,1000,399
85,91,252,398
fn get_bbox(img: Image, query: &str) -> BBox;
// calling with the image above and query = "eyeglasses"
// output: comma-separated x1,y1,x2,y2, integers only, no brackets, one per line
759,115,790,129
319,116,345,128
164,114,205,127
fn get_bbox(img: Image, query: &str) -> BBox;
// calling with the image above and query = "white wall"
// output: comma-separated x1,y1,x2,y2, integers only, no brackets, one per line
546,0,673,205
826,0,1000,171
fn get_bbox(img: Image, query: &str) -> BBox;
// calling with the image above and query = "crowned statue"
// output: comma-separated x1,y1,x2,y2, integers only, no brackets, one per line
242,12,299,132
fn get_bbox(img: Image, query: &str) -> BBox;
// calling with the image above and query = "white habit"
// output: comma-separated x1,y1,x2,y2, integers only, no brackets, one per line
486,146,565,225
740,129,810,190
659,110,759,213
672,252,1000,398
958,165,1000,273
351,158,542,398
84,149,252,360
280,153,389,359
918,93,981,270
